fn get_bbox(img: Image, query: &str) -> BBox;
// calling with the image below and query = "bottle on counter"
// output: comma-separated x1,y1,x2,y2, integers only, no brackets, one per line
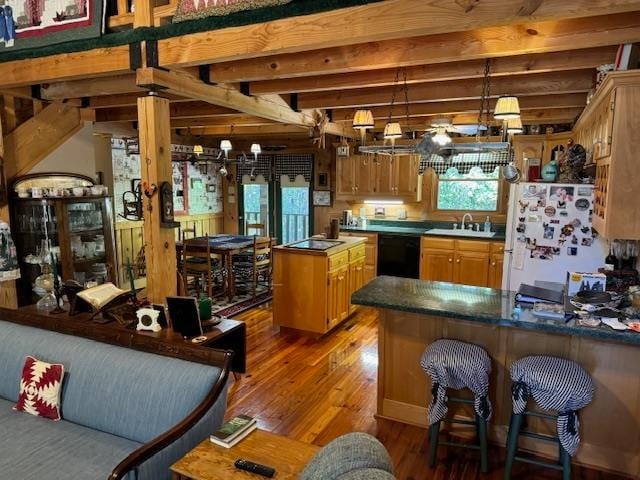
605,242,617,271
484,216,492,233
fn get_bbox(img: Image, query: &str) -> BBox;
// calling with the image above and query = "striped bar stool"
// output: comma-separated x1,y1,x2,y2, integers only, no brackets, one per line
420,339,492,473
504,356,595,480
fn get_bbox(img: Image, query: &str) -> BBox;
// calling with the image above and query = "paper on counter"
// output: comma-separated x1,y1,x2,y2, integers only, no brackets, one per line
601,317,629,331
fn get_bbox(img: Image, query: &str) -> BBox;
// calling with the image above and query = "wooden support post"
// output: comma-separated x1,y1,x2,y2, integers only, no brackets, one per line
137,95,176,303
133,0,154,27
0,109,18,308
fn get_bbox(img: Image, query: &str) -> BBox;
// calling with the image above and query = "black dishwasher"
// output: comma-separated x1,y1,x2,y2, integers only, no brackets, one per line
377,234,420,279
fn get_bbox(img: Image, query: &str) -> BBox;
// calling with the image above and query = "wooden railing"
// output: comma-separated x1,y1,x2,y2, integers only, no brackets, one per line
107,0,178,29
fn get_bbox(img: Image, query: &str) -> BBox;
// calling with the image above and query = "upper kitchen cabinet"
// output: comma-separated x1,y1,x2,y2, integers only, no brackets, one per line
573,71,640,239
336,153,422,202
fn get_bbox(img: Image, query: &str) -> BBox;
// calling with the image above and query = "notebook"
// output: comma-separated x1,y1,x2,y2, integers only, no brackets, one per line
166,296,203,338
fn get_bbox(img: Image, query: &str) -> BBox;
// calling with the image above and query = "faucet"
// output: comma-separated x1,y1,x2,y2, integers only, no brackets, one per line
461,213,473,230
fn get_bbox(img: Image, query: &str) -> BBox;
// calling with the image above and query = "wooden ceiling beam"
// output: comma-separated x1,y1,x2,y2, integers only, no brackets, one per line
178,125,312,136
42,75,139,100
0,45,131,89
298,70,593,109
135,67,357,139
88,92,195,108
158,0,640,69
333,93,587,122
95,102,238,122
208,13,636,83
170,115,277,128
247,46,617,95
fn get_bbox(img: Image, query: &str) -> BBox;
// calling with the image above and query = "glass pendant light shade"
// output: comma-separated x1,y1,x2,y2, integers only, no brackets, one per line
220,139,233,152
432,130,452,146
383,122,403,140
506,117,523,134
193,144,204,156
494,96,521,120
250,143,261,155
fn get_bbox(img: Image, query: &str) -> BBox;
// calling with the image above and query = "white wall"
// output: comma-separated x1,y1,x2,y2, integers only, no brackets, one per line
28,122,97,179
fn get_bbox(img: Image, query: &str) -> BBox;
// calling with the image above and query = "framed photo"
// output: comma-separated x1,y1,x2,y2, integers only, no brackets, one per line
206,183,217,193
313,191,331,206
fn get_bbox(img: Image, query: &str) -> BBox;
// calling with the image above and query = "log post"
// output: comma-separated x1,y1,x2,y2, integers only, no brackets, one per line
137,94,176,303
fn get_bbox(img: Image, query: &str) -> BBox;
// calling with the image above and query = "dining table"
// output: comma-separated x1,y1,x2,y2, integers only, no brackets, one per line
178,234,256,302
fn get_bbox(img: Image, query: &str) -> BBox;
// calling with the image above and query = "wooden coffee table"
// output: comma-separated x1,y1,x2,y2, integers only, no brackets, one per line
171,429,320,480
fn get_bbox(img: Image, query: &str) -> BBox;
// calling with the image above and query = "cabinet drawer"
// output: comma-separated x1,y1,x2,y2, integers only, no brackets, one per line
349,244,366,262
422,237,455,250
328,251,349,270
490,242,505,254
456,239,491,252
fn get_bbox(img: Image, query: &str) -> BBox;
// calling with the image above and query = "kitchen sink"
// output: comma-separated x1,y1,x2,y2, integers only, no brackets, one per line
425,228,496,238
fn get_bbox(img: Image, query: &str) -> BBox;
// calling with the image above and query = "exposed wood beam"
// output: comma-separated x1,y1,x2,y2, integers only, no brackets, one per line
247,46,617,94
158,0,640,68
93,122,138,137
135,68,357,139
334,93,587,122
3,102,83,179
42,75,138,100
298,70,592,110
519,0,544,16
95,102,238,122
0,87,34,100
182,125,312,136
208,13,635,83
0,45,131,88
170,115,277,128
88,92,195,108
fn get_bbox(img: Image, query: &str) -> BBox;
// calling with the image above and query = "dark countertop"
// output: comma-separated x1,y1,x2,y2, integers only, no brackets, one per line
352,276,640,346
340,221,506,241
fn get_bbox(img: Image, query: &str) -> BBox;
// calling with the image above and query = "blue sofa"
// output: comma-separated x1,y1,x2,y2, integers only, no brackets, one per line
0,319,230,480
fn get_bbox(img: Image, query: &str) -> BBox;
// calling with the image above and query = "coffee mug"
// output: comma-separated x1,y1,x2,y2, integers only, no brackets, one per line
31,187,43,198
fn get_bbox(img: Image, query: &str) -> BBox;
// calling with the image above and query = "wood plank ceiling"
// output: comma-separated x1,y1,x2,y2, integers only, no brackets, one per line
6,1,640,141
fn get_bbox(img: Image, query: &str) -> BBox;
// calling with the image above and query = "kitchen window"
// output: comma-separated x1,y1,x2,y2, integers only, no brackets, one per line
436,166,500,211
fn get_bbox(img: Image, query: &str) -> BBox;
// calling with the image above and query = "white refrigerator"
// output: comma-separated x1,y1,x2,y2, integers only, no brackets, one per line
502,182,607,292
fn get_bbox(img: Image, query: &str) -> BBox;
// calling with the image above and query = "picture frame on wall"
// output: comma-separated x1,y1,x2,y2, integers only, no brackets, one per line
313,191,331,207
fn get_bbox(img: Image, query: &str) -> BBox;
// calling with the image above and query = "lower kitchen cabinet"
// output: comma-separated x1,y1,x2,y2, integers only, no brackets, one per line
340,231,378,285
420,237,504,288
273,237,367,335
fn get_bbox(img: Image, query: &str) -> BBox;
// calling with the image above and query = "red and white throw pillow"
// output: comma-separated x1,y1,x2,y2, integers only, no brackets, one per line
13,355,64,421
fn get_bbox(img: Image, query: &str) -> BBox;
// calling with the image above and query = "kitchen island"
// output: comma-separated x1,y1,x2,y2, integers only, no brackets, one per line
352,276,640,477
273,236,368,335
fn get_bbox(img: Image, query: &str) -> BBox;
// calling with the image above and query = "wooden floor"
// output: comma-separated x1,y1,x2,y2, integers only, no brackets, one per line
228,304,630,480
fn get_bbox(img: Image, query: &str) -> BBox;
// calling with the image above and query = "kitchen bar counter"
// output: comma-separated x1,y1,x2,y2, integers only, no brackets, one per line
353,276,640,477
352,276,640,345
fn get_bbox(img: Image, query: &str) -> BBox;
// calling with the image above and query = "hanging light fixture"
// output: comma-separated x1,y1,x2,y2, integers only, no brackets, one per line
250,143,261,161
192,144,204,157
501,162,521,184
220,139,233,158
353,110,374,143
383,122,403,145
506,117,523,134
494,95,521,120
432,128,452,146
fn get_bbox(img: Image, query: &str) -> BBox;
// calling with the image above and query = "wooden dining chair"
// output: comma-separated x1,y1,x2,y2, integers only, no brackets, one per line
181,222,197,242
245,222,266,236
233,237,273,299
182,240,216,298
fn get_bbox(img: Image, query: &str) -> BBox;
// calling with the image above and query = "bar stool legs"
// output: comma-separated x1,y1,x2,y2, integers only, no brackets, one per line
428,396,489,474
503,412,524,479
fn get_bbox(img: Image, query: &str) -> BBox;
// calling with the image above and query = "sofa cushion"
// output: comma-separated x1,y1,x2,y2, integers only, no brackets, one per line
14,355,64,421
0,320,222,443
0,398,141,480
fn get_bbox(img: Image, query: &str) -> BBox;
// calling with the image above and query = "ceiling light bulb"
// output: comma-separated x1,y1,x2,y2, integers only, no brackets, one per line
432,131,452,146
220,139,233,152
494,95,521,120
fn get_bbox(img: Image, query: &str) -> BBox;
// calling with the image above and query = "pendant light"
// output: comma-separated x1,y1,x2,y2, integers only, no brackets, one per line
494,95,521,120
501,162,521,184
506,117,523,134
352,110,374,143
220,139,232,159
432,128,452,146
383,122,403,146
192,144,204,157
250,143,261,161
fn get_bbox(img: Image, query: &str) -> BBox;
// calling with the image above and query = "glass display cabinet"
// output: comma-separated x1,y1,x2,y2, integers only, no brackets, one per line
10,173,116,307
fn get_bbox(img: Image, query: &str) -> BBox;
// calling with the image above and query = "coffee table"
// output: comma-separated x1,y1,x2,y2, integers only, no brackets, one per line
170,429,320,480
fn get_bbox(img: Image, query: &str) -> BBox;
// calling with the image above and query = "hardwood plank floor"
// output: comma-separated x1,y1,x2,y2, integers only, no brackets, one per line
227,304,630,480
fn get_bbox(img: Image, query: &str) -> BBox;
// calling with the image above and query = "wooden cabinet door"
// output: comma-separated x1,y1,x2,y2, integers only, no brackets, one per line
349,258,365,314
393,156,419,197
487,253,504,289
356,155,375,196
336,157,356,197
595,90,615,159
420,249,454,282
336,265,350,322
453,252,490,287
327,269,340,330
374,156,394,196
363,264,376,285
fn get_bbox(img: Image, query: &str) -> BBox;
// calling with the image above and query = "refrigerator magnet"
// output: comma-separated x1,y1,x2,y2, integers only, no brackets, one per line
544,205,556,216
567,247,578,256
575,198,590,210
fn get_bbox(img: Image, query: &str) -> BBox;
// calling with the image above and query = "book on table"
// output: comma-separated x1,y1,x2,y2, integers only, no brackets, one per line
210,414,257,448
76,283,130,310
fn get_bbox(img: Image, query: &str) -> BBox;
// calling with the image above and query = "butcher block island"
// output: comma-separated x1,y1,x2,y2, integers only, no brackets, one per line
273,236,368,335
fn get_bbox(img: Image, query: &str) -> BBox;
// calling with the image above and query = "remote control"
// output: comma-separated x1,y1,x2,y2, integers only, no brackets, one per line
234,459,276,478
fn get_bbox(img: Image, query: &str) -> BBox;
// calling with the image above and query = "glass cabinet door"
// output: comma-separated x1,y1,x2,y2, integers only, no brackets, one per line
66,201,108,285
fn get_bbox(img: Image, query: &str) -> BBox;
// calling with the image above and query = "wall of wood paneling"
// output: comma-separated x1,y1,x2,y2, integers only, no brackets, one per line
114,213,223,287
